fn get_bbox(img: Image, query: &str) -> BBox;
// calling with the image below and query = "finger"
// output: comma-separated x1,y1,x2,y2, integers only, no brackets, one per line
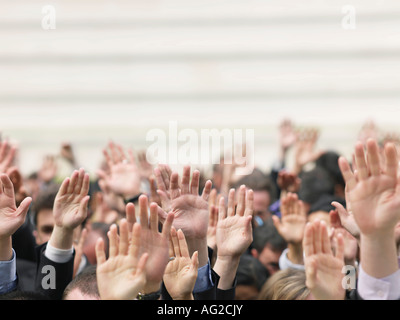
191,251,199,272
102,149,112,168
160,164,172,190
320,221,332,254
338,157,357,190
209,188,217,206
149,203,159,231
181,166,191,195
227,188,235,217
303,222,314,257
108,224,119,258
177,229,190,258
73,168,85,195
0,174,15,198
15,196,32,219
125,203,137,231
218,197,226,221
154,167,168,192
129,223,142,258
190,170,200,195
354,142,368,180
169,172,181,200
171,227,180,257
280,195,288,217
384,142,398,178
78,196,90,220
236,185,246,216
271,215,281,233
139,195,149,228
305,258,317,290
335,232,345,262
161,212,174,239
118,219,129,256
366,139,381,176
135,252,149,276
313,220,322,254
58,177,70,197
95,237,106,265
80,173,90,198
244,189,254,217
67,170,79,194
201,180,212,201
209,205,218,226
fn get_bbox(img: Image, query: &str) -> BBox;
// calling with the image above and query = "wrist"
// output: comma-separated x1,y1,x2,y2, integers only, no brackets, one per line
186,238,209,268
0,236,13,261
287,243,304,265
49,225,74,250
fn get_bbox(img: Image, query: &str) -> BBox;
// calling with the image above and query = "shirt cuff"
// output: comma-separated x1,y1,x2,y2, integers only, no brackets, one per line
193,260,214,293
279,248,305,271
358,264,400,300
0,249,17,295
44,242,74,263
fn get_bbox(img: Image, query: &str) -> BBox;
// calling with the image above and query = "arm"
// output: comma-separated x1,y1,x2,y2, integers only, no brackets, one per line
303,220,346,300
339,139,400,299
95,219,148,300
272,192,306,266
213,185,253,290
0,174,32,294
163,228,199,300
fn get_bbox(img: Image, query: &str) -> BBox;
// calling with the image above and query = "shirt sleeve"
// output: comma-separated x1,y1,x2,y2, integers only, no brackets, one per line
193,260,214,293
357,264,400,300
279,248,305,271
0,249,17,295
44,242,74,263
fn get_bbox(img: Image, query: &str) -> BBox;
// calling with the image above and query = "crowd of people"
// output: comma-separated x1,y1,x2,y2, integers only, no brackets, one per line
0,119,399,300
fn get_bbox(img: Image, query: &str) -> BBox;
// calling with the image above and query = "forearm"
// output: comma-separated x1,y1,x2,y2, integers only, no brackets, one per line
287,243,304,265
186,238,209,268
360,232,399,278
49,226,74,250
213,256,239,290
0,237,13,261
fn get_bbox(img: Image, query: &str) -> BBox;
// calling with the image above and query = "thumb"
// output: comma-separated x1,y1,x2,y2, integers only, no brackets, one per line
16,196,32,219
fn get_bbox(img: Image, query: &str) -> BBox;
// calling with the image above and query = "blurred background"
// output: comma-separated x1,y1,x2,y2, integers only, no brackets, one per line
0,0,400,177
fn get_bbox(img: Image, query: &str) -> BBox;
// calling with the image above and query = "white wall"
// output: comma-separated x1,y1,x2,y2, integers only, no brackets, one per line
0,0,399,176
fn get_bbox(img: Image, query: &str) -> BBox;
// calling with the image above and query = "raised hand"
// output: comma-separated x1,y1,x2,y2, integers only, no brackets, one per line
213,185,253,289
0,174,32,260
0,141,16,174
95,220,148,300
272,192,306,245
97,142,142,200
303,220,345,300
157,166,212,240
50,168,90,249
156,165,212,268
136,195,174,294
163,227,199,300
293,128,323,174
338,138,400,279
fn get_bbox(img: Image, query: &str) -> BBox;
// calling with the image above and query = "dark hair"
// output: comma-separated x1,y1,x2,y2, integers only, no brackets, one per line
31,184,59,226
236,254,270,291
62,265,100,300
233,168,277,203
315,151,345,188
251,219,287,254
309,194,346,214
297,166,335,208
0,290,50,300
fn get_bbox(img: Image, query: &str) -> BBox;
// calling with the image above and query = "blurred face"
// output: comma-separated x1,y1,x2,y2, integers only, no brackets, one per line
253,190,271,221
34,209,54,245
253,244,282,276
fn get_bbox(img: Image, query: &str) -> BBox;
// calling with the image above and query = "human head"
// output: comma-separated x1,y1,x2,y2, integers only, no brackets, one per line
298,166,335,214
32,184,59,245
250,220,287,275
62,266,100,300
233,168,277,223
315,151,345,198
82,222,110,265
235,254,270,300
258,268,312,300
308,194,346,226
